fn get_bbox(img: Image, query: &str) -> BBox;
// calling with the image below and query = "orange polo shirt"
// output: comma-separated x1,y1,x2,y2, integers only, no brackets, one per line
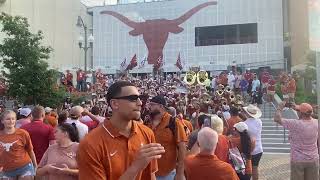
184,154,239,180
77,120,158,180
149,112,187,176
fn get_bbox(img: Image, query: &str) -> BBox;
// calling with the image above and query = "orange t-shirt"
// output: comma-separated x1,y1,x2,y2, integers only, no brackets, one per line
149,112,187,176
229,136,255,175
0,129,33,171
215,135,230,163
184,154,239,180
77,120,157,180
227,116,242,135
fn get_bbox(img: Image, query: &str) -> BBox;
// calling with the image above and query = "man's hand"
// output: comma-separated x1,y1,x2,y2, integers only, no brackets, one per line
131,143,165,171
82,109,89,116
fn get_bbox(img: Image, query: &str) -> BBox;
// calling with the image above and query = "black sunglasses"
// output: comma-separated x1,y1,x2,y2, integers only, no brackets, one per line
112,95,143,102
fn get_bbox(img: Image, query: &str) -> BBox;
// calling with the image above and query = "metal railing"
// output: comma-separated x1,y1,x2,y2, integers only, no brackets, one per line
262,94,287,143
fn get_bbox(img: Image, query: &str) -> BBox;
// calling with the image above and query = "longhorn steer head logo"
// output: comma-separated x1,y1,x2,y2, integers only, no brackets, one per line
101,1,217,64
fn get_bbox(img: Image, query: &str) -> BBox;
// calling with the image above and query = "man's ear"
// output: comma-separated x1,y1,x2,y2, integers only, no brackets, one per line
110,100,119,110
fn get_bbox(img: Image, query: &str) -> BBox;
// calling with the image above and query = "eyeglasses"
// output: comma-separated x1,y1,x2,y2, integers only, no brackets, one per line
112,95,143,102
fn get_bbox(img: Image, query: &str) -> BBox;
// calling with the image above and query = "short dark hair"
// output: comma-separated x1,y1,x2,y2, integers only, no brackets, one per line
91,106,100,115
58,123,79,142
230,106,239,116
198,114,210,128
106,81,135,105
58,111,69,125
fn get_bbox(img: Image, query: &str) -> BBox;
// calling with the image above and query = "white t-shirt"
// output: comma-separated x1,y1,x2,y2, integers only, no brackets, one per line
245,118,263,155
65,118,89,140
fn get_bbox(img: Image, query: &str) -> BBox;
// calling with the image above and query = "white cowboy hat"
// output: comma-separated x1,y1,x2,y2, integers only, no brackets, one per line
243,104,262,119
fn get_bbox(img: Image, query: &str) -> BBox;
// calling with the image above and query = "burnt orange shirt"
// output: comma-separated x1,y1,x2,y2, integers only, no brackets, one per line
184,154,239,180
77,120,157,180
227,116,242,135
0,129,33,171
149,112,187,176
215,135,229,163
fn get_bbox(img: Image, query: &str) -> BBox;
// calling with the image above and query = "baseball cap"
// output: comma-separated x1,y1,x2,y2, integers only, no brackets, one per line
44,107,53,113
150,95,167,107
295,103,313,113
234,122,248,133
20,108,31,117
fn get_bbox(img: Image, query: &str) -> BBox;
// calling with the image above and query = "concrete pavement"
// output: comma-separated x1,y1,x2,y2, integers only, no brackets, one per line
259,153,290,180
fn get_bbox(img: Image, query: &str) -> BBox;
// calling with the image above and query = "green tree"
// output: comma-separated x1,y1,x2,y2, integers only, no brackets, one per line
0,13,65,107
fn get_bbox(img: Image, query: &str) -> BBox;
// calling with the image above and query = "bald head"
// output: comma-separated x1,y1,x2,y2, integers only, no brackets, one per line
198,127,218,154
70,106,84,120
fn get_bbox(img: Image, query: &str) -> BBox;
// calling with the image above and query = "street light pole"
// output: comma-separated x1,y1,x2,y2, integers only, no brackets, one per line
77,16,94,73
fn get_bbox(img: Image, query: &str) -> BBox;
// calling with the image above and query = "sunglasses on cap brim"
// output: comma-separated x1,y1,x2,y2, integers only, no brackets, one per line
112,95,143,102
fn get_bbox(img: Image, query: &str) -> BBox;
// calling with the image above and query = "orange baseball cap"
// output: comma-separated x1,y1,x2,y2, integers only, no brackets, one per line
295,103,313,113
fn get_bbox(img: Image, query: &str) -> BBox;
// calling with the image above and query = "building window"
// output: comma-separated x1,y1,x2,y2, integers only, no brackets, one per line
195,23,258,46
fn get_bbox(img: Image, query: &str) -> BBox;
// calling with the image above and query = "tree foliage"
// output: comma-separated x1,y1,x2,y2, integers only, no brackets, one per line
0,13,64,107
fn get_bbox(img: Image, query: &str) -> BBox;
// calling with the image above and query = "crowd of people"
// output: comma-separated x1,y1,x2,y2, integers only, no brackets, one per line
0,66,318,180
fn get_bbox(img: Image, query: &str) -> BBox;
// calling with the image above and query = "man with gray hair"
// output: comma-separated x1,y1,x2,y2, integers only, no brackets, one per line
184,127,238,180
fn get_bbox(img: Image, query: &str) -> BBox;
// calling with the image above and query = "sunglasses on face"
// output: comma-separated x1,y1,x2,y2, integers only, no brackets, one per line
112,95,143,102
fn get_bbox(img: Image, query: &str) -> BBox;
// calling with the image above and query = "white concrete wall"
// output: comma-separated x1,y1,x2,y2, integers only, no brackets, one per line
92,0,284,74
0,0,93,71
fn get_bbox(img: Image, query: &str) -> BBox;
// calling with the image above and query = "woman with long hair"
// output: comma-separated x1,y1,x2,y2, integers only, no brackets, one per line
0,110,37,180
229,122,255,180
37,123,79,180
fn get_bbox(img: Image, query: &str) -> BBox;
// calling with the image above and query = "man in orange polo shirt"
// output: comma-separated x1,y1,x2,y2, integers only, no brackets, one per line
77,81,165,180
184,127,239,180
148,95,187,180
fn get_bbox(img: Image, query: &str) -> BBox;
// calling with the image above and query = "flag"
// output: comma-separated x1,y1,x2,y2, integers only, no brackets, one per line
154,56,163,70
175,53,183,70
126,54,137,71
120,58,127,71
138,56,147,69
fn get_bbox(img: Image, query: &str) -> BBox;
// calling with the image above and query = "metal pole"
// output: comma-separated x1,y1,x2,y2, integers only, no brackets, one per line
317,50,320,157
84,25,88,73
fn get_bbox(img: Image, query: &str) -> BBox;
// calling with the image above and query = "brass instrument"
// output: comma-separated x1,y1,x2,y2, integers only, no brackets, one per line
224,86,232,94
215,89,224,97
196,70,208,86
229,92,236,102
184,71,197,85
221,97,228,106
200,93,212,105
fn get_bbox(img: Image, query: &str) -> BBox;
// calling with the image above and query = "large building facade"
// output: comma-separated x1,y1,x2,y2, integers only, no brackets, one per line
91,0,284,74
0,0,92,71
